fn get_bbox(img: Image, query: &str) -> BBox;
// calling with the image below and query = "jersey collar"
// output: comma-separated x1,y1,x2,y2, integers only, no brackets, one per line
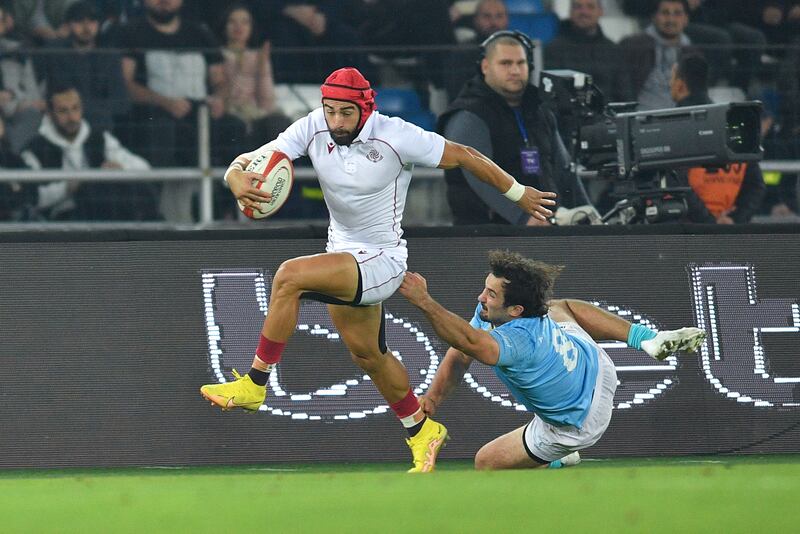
352,111,377,144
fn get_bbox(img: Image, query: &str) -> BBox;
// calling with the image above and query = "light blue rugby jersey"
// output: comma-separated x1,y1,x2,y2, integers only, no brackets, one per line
470,303,599,428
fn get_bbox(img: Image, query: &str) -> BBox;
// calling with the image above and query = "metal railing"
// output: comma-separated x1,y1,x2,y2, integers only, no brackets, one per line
4,38,800,226
3,162,798,226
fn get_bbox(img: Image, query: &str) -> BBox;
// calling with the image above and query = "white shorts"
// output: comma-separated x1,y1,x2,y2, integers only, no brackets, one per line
343,248,407,306
523,322,618,463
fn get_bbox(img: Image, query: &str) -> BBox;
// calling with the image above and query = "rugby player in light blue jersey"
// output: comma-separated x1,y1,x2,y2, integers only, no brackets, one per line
399,250,705,469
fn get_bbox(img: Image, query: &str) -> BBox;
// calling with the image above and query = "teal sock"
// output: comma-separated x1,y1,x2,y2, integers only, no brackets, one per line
548,460,563,469
627,323,657,350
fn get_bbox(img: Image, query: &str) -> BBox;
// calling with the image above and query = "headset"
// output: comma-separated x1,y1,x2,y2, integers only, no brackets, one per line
477,30,535,74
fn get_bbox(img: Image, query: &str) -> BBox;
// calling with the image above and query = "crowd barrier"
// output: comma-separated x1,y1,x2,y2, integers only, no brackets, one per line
1,224,798,468
3,41,800,224
2,161,799,226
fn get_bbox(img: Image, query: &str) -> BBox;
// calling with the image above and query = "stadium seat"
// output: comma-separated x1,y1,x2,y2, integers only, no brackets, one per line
553,0,628,20
375,88,421,114
552,0,570,19
598,16,641,43
375,88,436,130
508,13,560,44
274,84,322,121
505,0,545,15
708,86,747,104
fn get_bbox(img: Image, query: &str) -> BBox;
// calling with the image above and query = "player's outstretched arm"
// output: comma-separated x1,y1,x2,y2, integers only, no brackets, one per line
421,347,472,416
399,272,500,365
437,140,557,222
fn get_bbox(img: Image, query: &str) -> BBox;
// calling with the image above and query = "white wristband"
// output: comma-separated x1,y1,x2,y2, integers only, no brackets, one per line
502,180,525,202
223,161,245,184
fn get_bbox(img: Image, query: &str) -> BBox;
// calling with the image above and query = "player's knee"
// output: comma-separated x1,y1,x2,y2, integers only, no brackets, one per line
349,350,381,371
272,260,303,297
474,447,497,470
547,299,573,323
547,299,566,314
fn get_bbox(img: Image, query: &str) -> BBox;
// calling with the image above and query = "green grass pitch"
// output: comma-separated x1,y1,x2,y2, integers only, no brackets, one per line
1,455,798,533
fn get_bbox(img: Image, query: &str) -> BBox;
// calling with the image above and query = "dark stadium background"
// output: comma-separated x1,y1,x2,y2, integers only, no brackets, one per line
1,225,797,468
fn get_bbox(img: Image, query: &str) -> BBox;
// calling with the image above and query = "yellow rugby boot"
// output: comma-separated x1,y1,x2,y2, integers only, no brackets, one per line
406,418,448,473
200,370,266,412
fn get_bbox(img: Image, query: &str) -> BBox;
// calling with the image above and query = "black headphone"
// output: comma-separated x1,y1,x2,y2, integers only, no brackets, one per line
477,30,535,74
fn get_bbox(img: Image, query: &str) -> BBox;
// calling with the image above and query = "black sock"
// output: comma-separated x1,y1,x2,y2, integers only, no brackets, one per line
248,368,268,386
407,416,427,437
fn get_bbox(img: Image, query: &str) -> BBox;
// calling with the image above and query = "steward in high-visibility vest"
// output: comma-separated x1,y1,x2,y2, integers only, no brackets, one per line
670,54,766,223
687,162,766,223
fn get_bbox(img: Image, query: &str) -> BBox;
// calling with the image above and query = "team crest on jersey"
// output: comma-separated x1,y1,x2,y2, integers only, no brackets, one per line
366,148,383,162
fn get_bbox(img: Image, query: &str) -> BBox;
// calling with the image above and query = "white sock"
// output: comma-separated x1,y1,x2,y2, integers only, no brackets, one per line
400,408,424,428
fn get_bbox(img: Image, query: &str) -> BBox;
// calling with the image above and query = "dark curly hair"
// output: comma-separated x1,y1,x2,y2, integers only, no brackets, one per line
488,250,563,318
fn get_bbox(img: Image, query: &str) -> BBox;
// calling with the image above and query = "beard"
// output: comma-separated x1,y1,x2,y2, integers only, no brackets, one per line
146,7,180,25
56,122,81,141
73,31,95,47
330,128,357,146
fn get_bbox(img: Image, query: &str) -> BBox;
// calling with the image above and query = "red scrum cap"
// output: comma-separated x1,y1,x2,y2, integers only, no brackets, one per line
321,67,377,131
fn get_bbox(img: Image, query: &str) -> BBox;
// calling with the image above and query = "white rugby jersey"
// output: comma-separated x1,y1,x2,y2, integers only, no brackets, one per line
245,108,446,256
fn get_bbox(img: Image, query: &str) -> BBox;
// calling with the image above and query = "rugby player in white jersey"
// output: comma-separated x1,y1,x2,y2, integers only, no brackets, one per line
399,250,705,469
200,67,557,473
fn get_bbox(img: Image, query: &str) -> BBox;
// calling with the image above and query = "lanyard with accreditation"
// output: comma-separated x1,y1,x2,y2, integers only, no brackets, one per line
513,108,540,175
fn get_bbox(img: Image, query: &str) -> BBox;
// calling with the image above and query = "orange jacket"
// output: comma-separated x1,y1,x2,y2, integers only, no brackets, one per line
688,163,748,217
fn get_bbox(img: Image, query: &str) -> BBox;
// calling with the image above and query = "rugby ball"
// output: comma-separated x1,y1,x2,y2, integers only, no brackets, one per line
237,150,294,219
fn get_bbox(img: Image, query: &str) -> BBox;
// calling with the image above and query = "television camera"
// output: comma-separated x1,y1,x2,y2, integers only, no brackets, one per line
540,70,763,224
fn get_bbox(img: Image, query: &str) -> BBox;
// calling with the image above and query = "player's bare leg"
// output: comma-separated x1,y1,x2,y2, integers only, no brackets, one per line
548,299,705,360
548,299,631,341
201,253,360,411
328,303,448,473
327,303,411,403
474,425,545,470
250,253,360,371
474,425,580,470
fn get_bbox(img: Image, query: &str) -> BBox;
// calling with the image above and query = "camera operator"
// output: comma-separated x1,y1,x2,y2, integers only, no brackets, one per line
438,31,596,226
671,54,766,224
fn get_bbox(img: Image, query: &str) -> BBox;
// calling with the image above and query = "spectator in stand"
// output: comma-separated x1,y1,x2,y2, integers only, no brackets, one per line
266,1,365,84
445,0,510,100
0,115,34,220
671,54,765,223
115,0,246,222
619,0,693,110
746,2,792,55
546,0,631,103
95,0,144,43
20,82,156,221
12,0,77,43
765,24,800,217
41,1,129,134
774,11,800,135
785,2,800,43
625,0,772,70
0,1,45,153
220,3,291,148
359,0,455,88
460,0,510,43
438,32,596,225
682,1,766,90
